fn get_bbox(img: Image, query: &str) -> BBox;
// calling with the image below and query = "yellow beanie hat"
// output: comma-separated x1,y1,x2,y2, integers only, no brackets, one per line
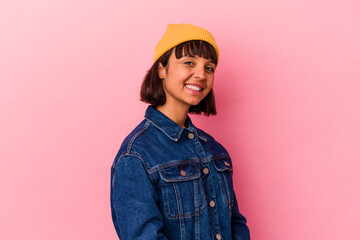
153,23,219,64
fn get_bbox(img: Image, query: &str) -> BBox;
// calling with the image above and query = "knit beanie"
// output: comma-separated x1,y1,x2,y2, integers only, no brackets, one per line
153,23,219,64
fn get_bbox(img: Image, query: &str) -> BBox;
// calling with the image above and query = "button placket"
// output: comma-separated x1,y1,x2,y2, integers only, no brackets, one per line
204,162,222,240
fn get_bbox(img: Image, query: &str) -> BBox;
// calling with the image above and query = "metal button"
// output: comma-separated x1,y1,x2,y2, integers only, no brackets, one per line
209,200,216,208
187,132,195,139
180,170,187,177
202,168,209,175
216,234,222,240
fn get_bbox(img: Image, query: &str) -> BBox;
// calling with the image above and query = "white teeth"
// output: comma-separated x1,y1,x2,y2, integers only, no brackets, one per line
185,85,202,91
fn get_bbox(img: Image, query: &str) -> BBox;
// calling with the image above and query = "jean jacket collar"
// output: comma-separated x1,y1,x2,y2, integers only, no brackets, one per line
144,105,207,142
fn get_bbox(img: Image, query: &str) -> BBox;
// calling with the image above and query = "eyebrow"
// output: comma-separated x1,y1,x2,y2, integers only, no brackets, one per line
183,55,216,65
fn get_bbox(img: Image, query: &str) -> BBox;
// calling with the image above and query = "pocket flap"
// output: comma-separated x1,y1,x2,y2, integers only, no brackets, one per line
160,164,200,182
213,158,233,172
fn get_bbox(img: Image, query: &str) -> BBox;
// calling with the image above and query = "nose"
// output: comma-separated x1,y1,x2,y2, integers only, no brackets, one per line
193,65,206,80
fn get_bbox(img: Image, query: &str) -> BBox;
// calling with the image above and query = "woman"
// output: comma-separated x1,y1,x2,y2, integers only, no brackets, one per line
111,23,250,240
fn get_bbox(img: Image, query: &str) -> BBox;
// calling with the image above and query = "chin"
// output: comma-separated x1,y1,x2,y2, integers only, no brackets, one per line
188,101,202,106
185,97,205,107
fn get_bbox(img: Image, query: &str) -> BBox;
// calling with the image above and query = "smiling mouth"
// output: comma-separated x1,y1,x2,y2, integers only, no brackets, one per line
185,84,203,92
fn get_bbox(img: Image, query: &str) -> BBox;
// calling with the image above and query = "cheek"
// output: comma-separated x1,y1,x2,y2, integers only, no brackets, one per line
162,79,171,93
207,77,215,89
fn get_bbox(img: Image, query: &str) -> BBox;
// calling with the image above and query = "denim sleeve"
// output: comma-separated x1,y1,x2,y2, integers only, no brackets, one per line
111,155,168,240
231,193,251,240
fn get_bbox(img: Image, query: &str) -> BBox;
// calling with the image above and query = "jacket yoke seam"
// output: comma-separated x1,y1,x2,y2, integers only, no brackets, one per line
125,121,151,155
147,153,230,174
120,152,156,185
122,121,156,184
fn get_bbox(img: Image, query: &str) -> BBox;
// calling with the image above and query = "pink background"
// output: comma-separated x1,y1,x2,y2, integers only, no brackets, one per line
1,0,360,239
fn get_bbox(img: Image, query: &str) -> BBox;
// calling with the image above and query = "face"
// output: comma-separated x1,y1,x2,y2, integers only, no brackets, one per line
158,51,216,110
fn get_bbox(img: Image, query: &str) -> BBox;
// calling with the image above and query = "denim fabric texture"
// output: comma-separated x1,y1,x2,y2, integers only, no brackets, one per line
111,105,250,240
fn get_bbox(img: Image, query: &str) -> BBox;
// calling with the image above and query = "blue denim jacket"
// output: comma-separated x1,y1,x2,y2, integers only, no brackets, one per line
111,105,250,240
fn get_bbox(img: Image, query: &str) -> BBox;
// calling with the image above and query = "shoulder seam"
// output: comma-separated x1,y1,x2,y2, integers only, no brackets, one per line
116,153,156,184
125,120,151,155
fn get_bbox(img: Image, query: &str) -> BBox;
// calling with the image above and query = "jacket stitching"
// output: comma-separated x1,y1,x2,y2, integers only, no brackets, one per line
125,121,151,155
145,116,183,141
119,152,156,185
148,154,229,174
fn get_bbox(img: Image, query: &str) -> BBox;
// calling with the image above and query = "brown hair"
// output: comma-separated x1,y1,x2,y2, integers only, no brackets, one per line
140,40,217,116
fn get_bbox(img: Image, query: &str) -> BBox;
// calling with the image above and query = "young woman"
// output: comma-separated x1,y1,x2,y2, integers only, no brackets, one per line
111,23,250,240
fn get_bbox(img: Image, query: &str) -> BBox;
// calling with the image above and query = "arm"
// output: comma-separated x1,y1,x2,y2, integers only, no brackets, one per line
111,155,168,240
231,193,251,240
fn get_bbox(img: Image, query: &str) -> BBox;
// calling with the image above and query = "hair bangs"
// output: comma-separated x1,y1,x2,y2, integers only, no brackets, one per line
174,40,217,64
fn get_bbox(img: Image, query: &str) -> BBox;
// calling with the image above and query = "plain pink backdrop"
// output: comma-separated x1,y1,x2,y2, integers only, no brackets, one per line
1,0,360,239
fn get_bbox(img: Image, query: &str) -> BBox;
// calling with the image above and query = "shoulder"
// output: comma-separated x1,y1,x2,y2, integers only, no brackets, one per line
114,119,149,158
111,119,151,172
113,118,173,164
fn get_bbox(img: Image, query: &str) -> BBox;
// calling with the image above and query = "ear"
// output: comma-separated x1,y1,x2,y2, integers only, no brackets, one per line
158,63,166,79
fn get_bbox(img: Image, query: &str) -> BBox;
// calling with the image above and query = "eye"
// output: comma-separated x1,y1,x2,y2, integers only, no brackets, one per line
184,61,194,65
205,66,215,72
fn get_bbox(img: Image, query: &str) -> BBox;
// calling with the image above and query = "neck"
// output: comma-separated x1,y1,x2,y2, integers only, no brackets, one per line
156,103,190,128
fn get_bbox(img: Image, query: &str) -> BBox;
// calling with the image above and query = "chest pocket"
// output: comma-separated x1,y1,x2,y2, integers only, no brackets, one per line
160,163,206,219
213,157,234,206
